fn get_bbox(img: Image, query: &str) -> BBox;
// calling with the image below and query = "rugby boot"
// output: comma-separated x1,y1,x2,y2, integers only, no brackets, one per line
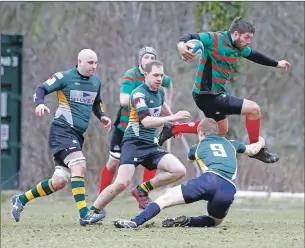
79,209,106,226
113,219,138,229
11,195,24,222
162,215,191,227
250,147,279,163
131,186,152,210
158,122,175,146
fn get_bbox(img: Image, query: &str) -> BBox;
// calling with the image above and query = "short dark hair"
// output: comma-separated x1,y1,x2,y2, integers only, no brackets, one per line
197,118,218,135
144,60,163,73
229,17,255,34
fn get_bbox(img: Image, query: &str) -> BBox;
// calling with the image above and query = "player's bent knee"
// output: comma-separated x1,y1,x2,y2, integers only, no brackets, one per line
106,157,120,173
217,128,228,136
213,217,224,226
52,168,70,190
115,181,130,192
174,165,186,179
251,103,260,116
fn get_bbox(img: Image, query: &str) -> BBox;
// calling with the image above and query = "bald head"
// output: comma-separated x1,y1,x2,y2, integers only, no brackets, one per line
77,49,98,77
78,49,97,60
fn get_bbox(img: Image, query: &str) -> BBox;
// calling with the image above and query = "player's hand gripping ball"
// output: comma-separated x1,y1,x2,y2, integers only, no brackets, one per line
183,39,204,62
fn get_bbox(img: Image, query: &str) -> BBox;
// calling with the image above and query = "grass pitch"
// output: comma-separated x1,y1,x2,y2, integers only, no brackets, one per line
1,190,304,248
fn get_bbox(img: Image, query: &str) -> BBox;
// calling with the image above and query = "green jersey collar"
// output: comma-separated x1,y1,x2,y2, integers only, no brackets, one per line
143,83,158,94
73,65,90,79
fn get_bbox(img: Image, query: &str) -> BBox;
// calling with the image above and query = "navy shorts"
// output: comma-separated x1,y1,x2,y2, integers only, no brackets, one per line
120,138,168,170
48,122,84,168
192,92,244,122
181,172,236,219
109,126,124,160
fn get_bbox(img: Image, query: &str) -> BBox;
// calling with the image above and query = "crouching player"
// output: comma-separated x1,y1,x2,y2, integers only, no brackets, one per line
113,118,266,228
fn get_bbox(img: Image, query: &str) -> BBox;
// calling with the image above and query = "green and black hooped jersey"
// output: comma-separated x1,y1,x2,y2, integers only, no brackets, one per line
192,31,251,95
188,134,246,186
117,66,171,132
123,83,165,143
42,66,103,133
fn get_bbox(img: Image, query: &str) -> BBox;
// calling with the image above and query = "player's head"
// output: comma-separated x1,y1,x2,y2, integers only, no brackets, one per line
138,46,157,70
143,60,164,91
229,17,255,50
77,49,98,77
197,118,219,140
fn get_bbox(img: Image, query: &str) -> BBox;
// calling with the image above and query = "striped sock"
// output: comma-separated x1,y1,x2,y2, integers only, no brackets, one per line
139,180,155,193
19,179,56,206
71,176,88,218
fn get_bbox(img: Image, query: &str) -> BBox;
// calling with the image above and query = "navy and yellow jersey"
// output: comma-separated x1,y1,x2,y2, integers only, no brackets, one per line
190,31,251,95
188,134,246,184
123,83,164,143
117,66,172,132
42,66,102,133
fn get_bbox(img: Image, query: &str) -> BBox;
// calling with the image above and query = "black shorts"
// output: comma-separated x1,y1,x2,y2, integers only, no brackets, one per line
181,172,236,219
192,92,244,122
48,122,84,168
109,126,124,160
120,138,168,170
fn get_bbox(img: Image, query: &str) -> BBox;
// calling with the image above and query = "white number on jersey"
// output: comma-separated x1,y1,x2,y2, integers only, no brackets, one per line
210,144,227,157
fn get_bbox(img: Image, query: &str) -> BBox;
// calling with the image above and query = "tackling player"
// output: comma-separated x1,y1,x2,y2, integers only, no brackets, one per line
113,118,266,228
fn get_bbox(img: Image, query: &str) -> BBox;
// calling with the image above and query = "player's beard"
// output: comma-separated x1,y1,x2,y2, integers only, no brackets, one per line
233,37,245,51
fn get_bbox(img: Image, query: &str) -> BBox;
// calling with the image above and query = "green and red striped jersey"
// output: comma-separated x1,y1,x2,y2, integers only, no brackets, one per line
193,31,251,95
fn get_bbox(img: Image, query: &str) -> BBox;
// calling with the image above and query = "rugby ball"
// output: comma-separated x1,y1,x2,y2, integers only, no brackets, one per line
183,39,204,62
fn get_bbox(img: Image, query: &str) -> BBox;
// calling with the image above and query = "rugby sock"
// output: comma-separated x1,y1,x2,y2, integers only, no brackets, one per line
187,215,215,227
139,180,155,193
71,176,88,218
99,166,115,193
18,179,56,206
142,169,157,183
132,202,161,226
171,120,200,135
245,118,260,143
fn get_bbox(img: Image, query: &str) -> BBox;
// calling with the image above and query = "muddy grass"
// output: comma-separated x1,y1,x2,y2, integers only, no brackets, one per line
1,191,304,248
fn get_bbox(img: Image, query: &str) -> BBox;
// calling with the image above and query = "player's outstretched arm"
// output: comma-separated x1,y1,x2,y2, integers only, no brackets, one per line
160,102,173,117
244,49,291,71
141,110,190,128
230,136,265,156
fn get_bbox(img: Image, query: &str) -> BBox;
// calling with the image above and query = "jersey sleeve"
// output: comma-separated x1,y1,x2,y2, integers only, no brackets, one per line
130,91,150,119
240,46,252,57
198,32,214,47
120,70,136,94
161,75,172,88
42,72,66,93
229,140,246,153
188,144,198,162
